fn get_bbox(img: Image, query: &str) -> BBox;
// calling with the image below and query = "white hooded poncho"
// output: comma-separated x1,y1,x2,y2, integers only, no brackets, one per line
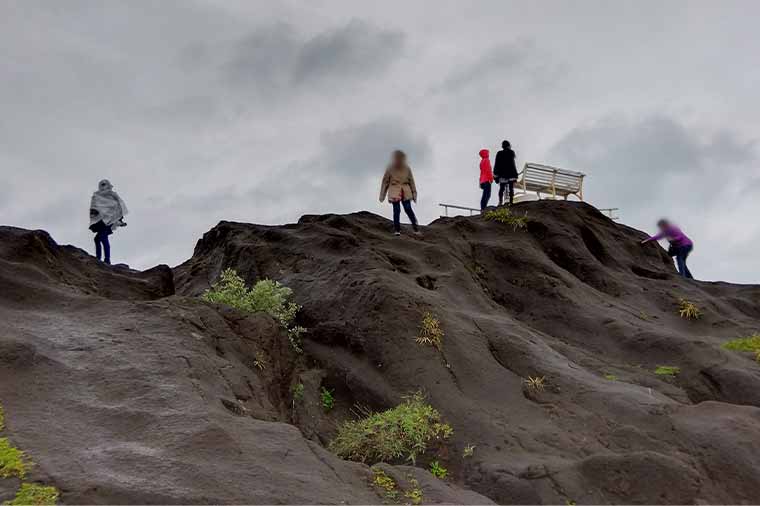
90,179,128,231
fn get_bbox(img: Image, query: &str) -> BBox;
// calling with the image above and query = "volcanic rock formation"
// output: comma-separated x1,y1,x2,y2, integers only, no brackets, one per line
2,201,760,504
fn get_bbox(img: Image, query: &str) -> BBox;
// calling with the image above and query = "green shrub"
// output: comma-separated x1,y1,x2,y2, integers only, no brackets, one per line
0,438,29,479
5,483,59,505
462,444,475,458
484,207,528,230
429,460,447,479
416,312,444,350
320,387,335,412
404,477,423,505
328,392,452,464
292,383,304,402
655,365,680,377
722,334,760,353
202,269,305,352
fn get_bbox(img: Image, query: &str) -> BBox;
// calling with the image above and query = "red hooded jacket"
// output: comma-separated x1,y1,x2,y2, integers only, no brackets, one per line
479,149,493,184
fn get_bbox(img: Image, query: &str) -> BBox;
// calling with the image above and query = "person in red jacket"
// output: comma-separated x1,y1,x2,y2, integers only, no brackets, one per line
478,149,494,211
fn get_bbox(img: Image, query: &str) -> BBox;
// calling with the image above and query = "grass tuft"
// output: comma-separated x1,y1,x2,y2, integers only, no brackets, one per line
371,468,399,502
655,365,681,377
0,404,4,431
202,269,305,352
328,392,452,464
4,483,59,506
483,207,528,230
0,438,30,479
416,312,444,350
524,376,546,392
604,374,618,381
462,443,475,458
722,334,760,353
429,460,447,479
678,299,701,320
404,477,423,505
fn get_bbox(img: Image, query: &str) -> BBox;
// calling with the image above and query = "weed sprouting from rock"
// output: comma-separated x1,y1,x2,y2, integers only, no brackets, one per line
404,476,423,505
321,387,335,412
722,334,760,353
0,404,4,431
202,269,305,352
328,392,452,464
462,443,475,458
655,365,680,377
4,483,59,506
0,438,29,479
416,312,444,350
371,468,399,502
678,299,701,320
292,383,304,402
484,207,528,230
604,374,618,381
524,376,546,392
429,460,448,479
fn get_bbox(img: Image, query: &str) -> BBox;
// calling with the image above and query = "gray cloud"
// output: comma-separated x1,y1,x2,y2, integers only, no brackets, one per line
225,19,404,95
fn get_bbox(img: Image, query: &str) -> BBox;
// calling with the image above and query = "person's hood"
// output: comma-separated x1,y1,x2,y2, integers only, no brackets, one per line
98,179,113,192
479,149,489,158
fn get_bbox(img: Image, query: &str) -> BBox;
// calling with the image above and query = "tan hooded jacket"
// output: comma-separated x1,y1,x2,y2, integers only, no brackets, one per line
379,164,417,203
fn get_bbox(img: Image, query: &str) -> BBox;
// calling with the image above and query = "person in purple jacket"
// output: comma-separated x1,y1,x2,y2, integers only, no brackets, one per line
641,219,694,279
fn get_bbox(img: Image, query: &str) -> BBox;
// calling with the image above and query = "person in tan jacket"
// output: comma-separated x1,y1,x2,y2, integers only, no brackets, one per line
379,150,420,236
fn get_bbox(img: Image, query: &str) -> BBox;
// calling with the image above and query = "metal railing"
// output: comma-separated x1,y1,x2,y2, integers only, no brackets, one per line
439,203,480,217
598,207,620,220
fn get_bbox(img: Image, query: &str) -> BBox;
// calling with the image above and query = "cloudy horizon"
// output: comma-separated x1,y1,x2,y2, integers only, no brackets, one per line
1,0,759,282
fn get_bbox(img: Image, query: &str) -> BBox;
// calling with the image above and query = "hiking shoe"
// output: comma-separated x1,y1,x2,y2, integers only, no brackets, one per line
394,231,401,236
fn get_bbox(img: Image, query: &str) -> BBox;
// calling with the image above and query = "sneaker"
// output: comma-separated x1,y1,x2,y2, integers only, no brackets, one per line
394,231,401,236
413,230,422,235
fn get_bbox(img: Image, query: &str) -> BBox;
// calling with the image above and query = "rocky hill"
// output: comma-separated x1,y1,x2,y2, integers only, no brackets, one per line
2,201,760,504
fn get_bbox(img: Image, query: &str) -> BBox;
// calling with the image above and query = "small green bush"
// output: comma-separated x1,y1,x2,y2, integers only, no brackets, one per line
0,438,29,479
329,392,452,464
429,460,447,479
202,269,305,352
484,207,528,230
5,483,59,505
462,444,475,458
655,365,680,377
321,387,335,412
404,477,423,505
371,468,399,502
722,334,760,353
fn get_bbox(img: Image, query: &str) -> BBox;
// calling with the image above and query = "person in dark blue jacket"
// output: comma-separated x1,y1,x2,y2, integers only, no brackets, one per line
493,140,519,205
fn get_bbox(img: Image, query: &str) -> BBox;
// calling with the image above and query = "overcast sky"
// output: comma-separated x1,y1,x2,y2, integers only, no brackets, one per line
1,0,759,282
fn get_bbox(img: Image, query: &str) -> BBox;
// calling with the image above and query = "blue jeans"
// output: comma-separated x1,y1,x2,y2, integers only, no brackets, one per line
392,200,418,233
480,182,492,211
95,229,111,264
670,244,693,279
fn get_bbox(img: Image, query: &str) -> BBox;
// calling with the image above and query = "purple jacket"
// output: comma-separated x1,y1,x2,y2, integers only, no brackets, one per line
649,225,693,247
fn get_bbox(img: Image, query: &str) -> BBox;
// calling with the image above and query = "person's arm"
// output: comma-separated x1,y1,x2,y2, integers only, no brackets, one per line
641,231,664,244
379,169,390,202
408,168,418,202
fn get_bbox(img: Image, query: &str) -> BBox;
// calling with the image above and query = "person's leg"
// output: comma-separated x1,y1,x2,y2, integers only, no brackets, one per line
682,246,694,279
94,234,102,261
673,247,688,277
402,200,419,232
498,183,506,206
508,180,515,205
480,183,491,211
392,201,401,233
102,233,111,264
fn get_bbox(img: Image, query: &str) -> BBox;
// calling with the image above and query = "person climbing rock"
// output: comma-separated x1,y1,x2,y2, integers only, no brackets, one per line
478,149,493,211
641,219,694,279
89,179,128,264
379,150,420,236
493,140,519,206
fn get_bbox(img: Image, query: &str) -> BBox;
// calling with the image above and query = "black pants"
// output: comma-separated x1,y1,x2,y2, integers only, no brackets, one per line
392,200,418,233
669,244,693,279
499,181,515,205
480,182,492,211
94,230,111,264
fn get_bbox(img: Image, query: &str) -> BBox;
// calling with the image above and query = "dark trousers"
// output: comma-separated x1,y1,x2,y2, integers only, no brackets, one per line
669,244,693,279
392,200,418,233
95,230,111,264
499,181,515,205
480,182,492,211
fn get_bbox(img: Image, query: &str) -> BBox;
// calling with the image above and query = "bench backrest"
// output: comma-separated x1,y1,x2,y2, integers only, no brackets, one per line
521,163,585,195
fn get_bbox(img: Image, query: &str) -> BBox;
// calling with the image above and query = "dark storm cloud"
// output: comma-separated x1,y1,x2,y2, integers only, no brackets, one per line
318,117,431,180
225,19,405,94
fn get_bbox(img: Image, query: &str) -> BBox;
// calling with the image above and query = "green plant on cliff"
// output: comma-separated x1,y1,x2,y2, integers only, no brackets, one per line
429,460,448,479
202,268,305,352
655,365,680,377
4,483,59,506
416,312,444,350
329,392,452,464
484,207,528,230
321,387,335,412
678,299,701,320
0,438,29,479
722,334,760,353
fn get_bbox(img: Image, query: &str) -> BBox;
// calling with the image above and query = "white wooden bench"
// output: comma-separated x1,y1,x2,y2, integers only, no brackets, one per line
516,163,585,201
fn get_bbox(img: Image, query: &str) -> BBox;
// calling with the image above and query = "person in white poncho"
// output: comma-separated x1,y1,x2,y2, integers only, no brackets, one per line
89,179,128,264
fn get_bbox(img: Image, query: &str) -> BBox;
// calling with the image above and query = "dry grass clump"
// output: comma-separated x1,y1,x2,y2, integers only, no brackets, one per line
416,312,444,350
678,299,701,320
